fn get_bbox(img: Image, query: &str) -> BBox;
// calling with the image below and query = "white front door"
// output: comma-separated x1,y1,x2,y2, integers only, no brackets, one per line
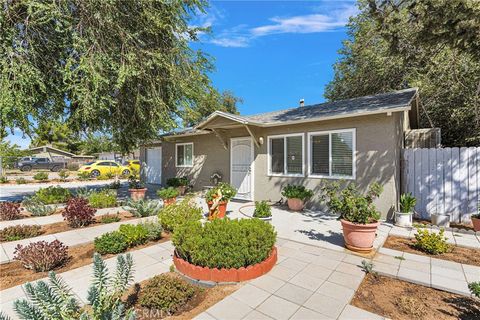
230,137,253,200
146,147,162,184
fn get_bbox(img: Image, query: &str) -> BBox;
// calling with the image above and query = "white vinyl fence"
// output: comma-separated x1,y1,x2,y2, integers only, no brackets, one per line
402,147,480,223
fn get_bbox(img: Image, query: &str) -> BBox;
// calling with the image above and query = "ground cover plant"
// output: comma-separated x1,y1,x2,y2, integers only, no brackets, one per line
15,178,26,184
12,253,135,320
100,214,121,224
22,195,57,216
0,202,21,220
0,225,42,242
33,171,49,181
35,186,71,204
158,197,202,233
87,189,117,208
281,185,313,200
322,182,383,224
173,218,276,269
13,240,68,272
157,187,179,200
470,281,480,298
62,197,97,227
413,228,450,255
139,274,198,314
123,199,161,217
253,200,272,218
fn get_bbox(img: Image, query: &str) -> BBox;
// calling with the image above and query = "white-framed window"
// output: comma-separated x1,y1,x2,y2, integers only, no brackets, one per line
267,133,304,176
308,128,355,179
175,143,193,167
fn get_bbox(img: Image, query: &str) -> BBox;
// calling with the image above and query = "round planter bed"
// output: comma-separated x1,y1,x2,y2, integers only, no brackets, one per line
174,246,277,283
238,204,272,222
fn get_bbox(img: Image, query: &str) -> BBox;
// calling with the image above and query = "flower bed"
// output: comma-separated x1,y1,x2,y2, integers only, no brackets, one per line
174,246,277,282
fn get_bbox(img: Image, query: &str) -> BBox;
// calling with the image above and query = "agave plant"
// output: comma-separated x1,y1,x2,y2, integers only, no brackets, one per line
123,199,162,217
11,253,136,320
75,187,95,199
22,195,57,216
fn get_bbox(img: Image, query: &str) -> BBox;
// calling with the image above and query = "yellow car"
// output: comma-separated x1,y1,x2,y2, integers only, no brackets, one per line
124,160,141,173
78,160,131,178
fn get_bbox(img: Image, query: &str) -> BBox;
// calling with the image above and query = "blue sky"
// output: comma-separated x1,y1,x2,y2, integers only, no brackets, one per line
6,0,357,149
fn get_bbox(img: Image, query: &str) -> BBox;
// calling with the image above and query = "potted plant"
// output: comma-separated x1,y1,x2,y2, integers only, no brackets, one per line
157,187,179,207
205,182,237,219
395,193,416,227
253,200,272,222
322,182,383,252
166,177,189,196
128,174,147,201
281,185,313,211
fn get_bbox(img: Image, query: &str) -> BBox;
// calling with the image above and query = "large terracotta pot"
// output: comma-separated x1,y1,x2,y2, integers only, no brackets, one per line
163,197,176,207
472,217,480,232
341,219,379,252
287,198,304,211
207,200,227,218
128,188,147,201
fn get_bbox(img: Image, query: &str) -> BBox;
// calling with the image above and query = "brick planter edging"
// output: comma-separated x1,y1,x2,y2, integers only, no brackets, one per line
173,246,277,282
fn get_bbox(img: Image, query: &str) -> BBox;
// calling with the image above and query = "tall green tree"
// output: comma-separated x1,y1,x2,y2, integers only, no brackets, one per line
325,0,480,146
30,120,82,153
79,133,119,155
1,0,214,152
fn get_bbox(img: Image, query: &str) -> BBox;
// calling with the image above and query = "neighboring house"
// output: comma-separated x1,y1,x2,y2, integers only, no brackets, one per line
28,145,94,163
140,88,422,218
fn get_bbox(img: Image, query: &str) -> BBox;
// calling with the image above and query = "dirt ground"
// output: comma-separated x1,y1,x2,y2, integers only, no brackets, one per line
352,273,480,320
0,233,170,290
126,272,241,320
383,235,480,267
413,218,474,232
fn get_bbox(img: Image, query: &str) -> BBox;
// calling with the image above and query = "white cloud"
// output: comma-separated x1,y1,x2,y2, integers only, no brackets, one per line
211,36,250,48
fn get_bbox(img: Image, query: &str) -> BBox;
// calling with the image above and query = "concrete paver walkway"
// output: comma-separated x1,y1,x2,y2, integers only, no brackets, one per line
373,247,480,296
0,216,157,263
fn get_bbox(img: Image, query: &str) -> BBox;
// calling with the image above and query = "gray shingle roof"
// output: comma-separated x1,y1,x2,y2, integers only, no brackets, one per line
243,88,418,124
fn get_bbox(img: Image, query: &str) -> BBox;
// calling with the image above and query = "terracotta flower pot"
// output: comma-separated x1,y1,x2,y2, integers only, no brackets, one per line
163,197,176,207
472,217,480,232
340,219,379,252
128,188,147,201
207,200,227,218
177,185,187,196
287,198,304,211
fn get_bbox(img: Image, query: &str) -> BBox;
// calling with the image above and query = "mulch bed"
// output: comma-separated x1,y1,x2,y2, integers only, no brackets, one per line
125,272,240,320
0,211,134,243
383,235,480,267
0,233,170,290
352,273,480,320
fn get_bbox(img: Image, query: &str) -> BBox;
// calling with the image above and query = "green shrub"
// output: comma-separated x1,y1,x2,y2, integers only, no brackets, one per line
88,189,117,208
124,199,161,217
173,218,277,269
400,193,416,213
321,181,383,224
119,224,149,247
139,274,197,313
158,197,202,233
469,281,480,298
157,187,179,200
35,186,71,204
100,214,121,224
166,177,189,187
0,176,8,184
33,172,49,181
281,185,313,200
413,228,450,255
58,169,70,182
0,225,42,241
16,177,27,184
205,182,237,202
94,231,128,254
77,171,91,180
22,196,57,216
139,221,163,241
253,200,272,218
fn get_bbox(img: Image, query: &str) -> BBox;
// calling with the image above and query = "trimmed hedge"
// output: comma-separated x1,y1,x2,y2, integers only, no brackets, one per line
173,218,276,269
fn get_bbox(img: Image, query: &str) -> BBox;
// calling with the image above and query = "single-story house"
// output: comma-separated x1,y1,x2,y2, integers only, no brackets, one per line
140,88,421,218
28,145,95,163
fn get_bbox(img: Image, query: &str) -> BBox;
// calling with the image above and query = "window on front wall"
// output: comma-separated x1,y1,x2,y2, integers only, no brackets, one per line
309,129,355,178
268,134,304,176
176,143,193,167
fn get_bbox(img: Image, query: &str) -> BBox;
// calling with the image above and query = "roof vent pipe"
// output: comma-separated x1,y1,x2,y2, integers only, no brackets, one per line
299,99,305,107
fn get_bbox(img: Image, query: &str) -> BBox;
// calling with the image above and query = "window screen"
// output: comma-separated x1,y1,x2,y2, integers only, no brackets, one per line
332,132,353,176
286,136,302,174
270,138,284,174
311,134,329,175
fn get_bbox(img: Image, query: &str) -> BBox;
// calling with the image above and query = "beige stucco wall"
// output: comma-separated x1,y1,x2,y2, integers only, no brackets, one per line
157,112,404,219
